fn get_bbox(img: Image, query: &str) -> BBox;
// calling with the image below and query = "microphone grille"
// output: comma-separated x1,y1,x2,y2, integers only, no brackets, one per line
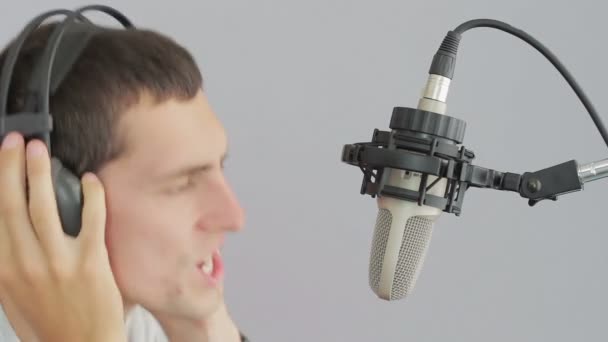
369,209,434,300
392,216,434,299
369,209,392,293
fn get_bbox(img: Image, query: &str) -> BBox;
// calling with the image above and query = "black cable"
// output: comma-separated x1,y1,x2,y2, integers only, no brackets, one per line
451,19,608,149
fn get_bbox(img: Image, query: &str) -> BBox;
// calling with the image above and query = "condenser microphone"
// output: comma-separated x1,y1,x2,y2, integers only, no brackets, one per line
368,70,463,300
364,30,465,300
342,20,608,302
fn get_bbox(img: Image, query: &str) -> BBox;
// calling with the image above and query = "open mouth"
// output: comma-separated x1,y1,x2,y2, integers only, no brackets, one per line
196,250,224,284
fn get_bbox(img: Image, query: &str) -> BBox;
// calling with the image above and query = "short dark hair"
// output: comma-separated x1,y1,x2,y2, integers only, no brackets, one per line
0,22,203,175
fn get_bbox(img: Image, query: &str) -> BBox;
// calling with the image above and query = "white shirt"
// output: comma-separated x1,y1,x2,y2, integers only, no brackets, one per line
0,304,169,342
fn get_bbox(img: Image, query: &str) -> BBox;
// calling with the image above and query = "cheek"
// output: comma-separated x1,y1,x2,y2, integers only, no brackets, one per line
104,202,194,295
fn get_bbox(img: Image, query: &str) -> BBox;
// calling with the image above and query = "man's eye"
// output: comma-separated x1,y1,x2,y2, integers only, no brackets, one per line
169,176,198,193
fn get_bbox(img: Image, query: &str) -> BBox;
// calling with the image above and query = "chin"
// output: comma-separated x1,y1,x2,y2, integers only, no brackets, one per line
121,263,227,321
159,286,225,321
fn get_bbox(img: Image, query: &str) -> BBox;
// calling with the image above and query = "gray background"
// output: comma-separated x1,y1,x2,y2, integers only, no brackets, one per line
2,0,607,341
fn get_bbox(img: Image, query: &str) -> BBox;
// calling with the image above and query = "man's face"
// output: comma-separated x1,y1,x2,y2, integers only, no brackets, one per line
96,90,245,320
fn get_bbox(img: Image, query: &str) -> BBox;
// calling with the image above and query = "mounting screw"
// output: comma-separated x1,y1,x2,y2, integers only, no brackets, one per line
527,178,542,193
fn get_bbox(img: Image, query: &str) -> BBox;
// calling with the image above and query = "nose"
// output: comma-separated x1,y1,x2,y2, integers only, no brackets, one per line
197,175,245,233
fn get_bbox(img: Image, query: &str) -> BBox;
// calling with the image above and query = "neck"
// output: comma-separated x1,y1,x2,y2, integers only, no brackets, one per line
156,304,241,342
122,298,241,342
123,299,136,322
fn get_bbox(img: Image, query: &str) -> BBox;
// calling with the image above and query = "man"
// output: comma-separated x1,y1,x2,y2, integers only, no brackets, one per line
0,12,248,342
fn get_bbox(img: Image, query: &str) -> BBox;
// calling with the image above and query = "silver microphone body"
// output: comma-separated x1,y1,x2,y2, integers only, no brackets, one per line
368,74,452,301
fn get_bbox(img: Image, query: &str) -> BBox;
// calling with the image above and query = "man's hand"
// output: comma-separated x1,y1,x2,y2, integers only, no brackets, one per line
0,132,127,342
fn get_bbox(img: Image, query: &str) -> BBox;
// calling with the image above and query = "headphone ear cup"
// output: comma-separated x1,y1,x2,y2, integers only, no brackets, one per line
50,157,83,237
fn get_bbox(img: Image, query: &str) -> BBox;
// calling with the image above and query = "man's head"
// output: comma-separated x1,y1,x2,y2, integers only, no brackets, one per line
0,22,245,320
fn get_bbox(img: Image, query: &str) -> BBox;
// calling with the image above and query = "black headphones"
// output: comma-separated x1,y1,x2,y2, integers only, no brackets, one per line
0,5,135,237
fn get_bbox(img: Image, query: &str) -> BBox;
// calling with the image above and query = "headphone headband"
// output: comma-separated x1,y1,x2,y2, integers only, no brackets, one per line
0,5,135,148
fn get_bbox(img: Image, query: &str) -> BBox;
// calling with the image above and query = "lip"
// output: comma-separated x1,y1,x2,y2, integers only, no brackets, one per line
197,250,224,286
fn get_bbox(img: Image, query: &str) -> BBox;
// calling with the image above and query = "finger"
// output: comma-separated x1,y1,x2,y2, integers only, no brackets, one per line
25,139,65,257
78,173,107,252
0,132,39,258
0,216,12,265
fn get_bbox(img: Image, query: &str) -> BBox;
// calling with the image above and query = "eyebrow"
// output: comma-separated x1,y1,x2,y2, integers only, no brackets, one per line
157,152,228,181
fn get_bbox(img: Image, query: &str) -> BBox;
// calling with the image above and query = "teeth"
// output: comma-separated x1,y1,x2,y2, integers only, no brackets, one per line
201,256,214,275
